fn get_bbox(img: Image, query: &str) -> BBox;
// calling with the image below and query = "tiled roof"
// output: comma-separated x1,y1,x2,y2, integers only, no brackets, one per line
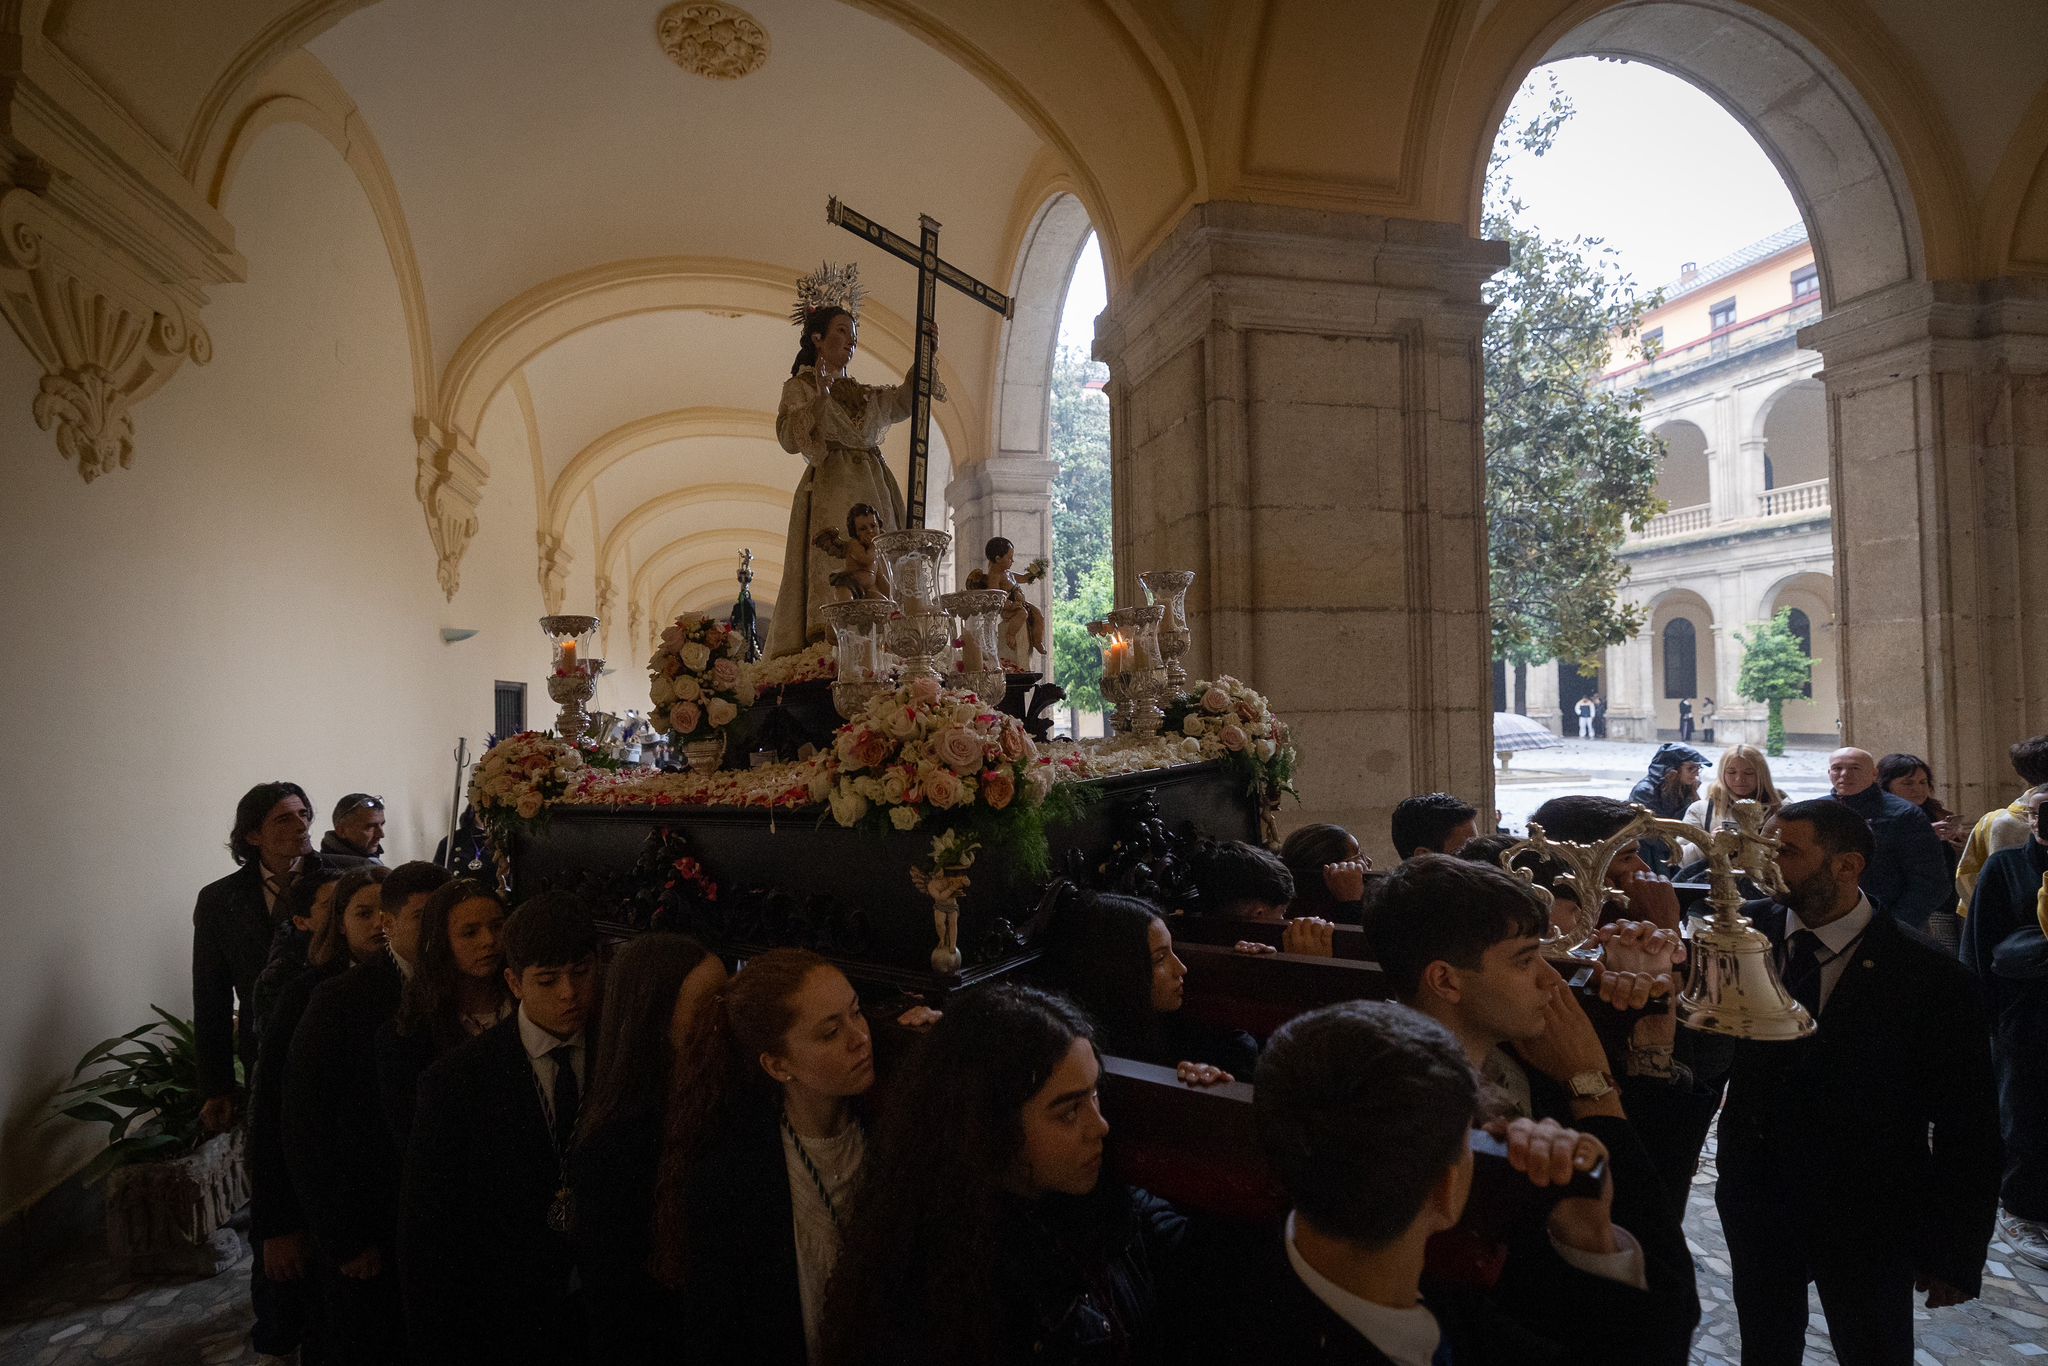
1655,223,1809,300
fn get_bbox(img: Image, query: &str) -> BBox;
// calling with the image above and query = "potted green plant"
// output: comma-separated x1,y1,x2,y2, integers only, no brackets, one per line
46,1007,248,1275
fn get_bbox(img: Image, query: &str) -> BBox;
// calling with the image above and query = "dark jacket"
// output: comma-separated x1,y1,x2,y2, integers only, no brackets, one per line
1963,837,2048,1022
250,917,311,1043
248,958,342,1243
989,1185,1187,1366
374,1016,444,1150
399,1015,582,1366
1159,1013,1260,1083
1716,900,2002,1295
1834,783,1952,929
1629,744,1708,875
569,1109,670,1364
285,952,404,1263
669,1100,807,1365
190,861,276,1098
320,830,381,862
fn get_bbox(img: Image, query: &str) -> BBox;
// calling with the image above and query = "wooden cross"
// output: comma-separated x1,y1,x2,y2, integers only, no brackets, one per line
827,196,1013,526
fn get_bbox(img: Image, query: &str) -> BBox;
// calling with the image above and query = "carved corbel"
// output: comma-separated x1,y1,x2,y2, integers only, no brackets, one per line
0,189,212,481
414,417,489,600
537,531,573,614
595,574,616,657
627,600,645,660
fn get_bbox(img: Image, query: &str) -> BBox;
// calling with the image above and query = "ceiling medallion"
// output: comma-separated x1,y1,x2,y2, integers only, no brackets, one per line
657,2,771,81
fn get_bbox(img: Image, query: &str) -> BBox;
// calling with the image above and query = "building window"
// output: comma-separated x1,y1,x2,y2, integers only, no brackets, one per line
1662,618,1698,699
1791,265,1819,301
493,680,527,741
1709,298,1737,331
1786,609,1814,699
1640,326,1663,356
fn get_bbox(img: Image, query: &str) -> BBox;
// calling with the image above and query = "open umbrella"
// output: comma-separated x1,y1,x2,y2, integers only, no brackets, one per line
1493,711,1563,769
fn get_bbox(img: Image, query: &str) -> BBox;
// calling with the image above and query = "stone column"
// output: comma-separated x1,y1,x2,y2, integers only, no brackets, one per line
945,456,1056,661
1094,203,1505,856
1524,659,1562,734
1800,280,2048,815
1736,436,1770,515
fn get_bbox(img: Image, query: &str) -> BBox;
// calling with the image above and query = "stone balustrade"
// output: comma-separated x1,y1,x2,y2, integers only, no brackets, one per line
1757,477,1830,518
1638,503,1712,540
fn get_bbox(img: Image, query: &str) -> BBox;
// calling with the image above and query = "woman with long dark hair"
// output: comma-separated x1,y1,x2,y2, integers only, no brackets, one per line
1040,892,1255,1083
767,297,936,657
570,933,726,1363
652,948,879,1363
819,985,1187,1365
374,878,508,1144
1278,822,1371,924
1881,751,1970,948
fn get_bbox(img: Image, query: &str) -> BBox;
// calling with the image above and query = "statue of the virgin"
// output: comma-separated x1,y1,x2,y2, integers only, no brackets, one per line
767,264,938,657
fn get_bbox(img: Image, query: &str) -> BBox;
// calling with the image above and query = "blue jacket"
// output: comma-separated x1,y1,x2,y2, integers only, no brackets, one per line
1833,783,1951,929
1963,838,2048,1024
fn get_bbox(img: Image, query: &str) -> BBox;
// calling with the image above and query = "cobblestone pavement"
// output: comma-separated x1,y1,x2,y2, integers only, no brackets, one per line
4,1142,2044,1365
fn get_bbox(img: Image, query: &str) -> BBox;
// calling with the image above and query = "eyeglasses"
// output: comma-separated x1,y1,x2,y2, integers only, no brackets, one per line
338,795,386,816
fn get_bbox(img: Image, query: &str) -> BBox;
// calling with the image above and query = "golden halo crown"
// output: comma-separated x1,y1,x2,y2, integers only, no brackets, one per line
791,262,865,327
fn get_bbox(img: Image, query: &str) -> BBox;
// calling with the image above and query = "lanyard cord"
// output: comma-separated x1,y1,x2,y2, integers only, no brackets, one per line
781,1109,851,1232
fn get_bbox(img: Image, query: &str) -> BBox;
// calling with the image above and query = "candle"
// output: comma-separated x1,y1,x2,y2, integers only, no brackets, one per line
1104,637,1128,677
560,640,578,671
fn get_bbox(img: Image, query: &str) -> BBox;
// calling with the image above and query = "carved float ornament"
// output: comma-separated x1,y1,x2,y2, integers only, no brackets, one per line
656,1,770,80
414,417,489,600
537,531,573,614
0,188,211,482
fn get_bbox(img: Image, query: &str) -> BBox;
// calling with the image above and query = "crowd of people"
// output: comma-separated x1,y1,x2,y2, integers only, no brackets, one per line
183,728,2048,1365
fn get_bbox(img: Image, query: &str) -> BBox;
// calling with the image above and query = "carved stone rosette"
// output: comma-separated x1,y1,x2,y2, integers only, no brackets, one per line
656,2,771,80
0,189,212,482
414,417,489,600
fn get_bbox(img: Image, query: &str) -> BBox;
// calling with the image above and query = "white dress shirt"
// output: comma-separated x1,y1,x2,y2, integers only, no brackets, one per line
516,1006,586,1132
1283,1204,1650,1366
1782,893,1875,1013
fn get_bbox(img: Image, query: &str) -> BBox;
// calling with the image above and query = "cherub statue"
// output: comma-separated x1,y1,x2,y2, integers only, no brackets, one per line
1713,798,1789,901
963,536,1048,667
811,502,892,602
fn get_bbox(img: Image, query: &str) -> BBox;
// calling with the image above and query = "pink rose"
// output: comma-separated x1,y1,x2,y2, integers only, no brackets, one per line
1217,722,1249,752
670,701,702,734
908,674,942,705
852,728,893,769
711,658,741,690
982,768,1016,810
1236,700,1258,722
1201,685,1232,714
660,624,686,648
998,720,1027,760
933,726,984,774
924,768,965,809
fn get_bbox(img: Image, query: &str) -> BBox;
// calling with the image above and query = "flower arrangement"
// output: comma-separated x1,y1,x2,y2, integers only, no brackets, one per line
822,675,1082,873
742,640,837,693
1164,676,1299,802
469,731,588,837
648,612,752,742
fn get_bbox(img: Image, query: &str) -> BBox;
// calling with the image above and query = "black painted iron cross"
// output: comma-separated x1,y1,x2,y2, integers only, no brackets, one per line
827,196,1013,526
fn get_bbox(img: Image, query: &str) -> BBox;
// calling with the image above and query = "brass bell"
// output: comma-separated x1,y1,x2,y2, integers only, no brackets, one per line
1676,911,1815,1040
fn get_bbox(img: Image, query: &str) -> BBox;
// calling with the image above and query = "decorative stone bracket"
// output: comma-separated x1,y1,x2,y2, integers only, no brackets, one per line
595,575,617,658
0,188,212,481
537,532,573,614
414,417,489,600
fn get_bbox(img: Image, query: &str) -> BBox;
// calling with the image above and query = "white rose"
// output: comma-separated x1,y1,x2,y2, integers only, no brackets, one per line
881,772,909,805
515,792,544,820
673,675,703,702
650,675,675,706
1255,738,1277,762
829,786,869,827
1182,714,1203,737
706,698,738,728
681,642,713,672
889,805,921,831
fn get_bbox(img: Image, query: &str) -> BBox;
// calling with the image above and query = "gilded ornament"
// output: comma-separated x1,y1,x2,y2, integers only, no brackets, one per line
656,2,770,80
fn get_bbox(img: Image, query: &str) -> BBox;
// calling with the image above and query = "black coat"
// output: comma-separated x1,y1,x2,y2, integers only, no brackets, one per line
247,958,341,1243
989,1185,1187,1366
373,1016,442,1150
399,1016,582,1366
190,861,275,1098
284,953,404,1263
669,1101,807,1365
1716,900,2002,1295
1834,784,1952,930
568,1109,670,1364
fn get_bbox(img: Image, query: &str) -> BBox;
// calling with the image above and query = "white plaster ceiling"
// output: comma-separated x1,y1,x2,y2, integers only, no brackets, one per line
309,0,1036,627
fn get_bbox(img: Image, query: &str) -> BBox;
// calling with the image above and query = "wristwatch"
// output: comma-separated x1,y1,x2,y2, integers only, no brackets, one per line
1567,1069,1617,1100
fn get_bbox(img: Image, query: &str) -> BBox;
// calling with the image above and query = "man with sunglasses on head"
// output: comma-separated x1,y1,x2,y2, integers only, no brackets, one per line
324,793,387,863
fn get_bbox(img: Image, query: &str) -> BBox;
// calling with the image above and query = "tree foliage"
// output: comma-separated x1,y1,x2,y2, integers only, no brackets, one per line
1484,80,1666,667
1736,608,1815,756
1049,343,1113,715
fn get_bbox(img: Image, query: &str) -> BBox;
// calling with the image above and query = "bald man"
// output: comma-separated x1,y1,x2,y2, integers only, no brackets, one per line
1829,747,1952,931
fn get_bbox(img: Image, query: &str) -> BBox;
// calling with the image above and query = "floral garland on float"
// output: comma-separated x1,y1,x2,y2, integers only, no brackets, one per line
742,639,837,693
647,613,751,772
1162,676,1299,801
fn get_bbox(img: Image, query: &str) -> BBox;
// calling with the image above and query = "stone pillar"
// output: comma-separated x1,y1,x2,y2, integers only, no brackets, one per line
1094,203,1505,857
1800,280,2048,815
1525,659,1562,734
1736,436,1770,515
945,456,1055,661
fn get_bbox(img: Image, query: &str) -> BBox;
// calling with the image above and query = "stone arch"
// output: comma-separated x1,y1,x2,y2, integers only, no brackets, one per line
544,408,782,543
1755,378,1826,491
655,558,785,629
1762,569,1839,739
1646,588,1717,735
1650,419,1710,511
596,484,791,589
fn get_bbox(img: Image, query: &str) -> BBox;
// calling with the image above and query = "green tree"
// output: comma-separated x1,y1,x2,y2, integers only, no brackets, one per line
1051,557,1114,715
1049,343,1112,599
1736,609,1815,756
1484,79,1666,668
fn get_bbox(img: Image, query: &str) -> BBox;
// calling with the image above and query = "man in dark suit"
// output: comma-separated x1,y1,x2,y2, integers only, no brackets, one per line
287,859,450,1363
1218,1000,1698,1365
1717,798,2001,1365
1827,747,1951,929
400,892,599,1365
